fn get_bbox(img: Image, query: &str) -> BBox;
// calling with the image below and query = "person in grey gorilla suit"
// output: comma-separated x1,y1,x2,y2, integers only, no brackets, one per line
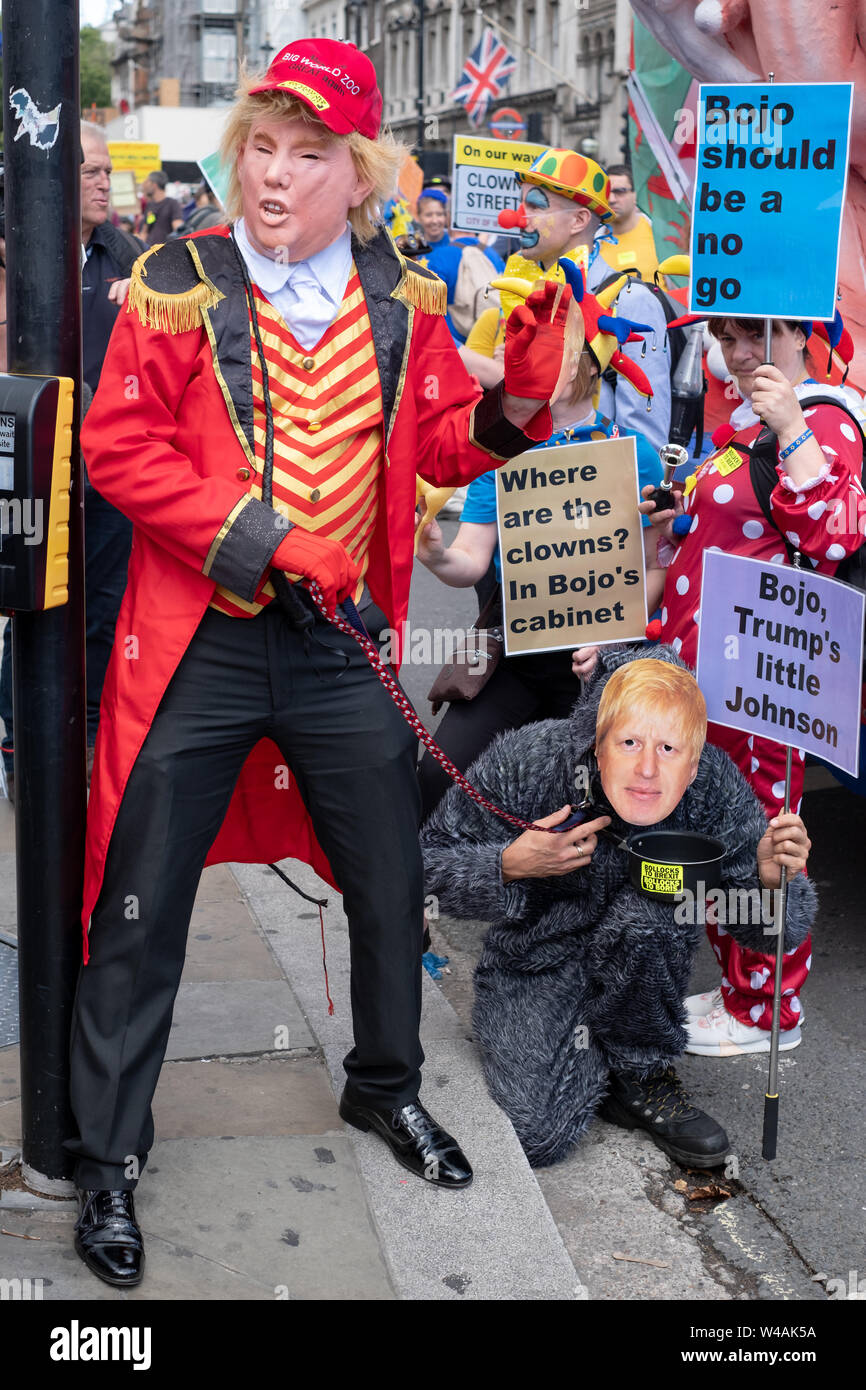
421,645,814,1169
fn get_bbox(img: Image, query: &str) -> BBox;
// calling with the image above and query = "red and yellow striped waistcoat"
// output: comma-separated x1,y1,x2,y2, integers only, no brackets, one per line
210,263,384,618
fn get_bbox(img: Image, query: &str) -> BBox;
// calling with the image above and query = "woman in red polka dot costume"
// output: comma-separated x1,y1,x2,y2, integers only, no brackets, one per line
575,317,865,1054
651,318,864,1051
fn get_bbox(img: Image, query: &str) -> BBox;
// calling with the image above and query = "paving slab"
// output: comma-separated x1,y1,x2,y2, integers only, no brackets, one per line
152,1056,341,1140
196,863,243,902
0,1208,270,1300
0,1048,13,1091
0,852,16,928
165,980,314,1060
182,897,284,983
323,1038,579,1301
0,1095,20,1145
0,1135,394,1300
143,1135,394,1300
233,858,466,1049
0,809,14,856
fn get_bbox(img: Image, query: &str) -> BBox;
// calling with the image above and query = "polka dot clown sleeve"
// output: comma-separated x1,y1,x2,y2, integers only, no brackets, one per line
770,404,866,571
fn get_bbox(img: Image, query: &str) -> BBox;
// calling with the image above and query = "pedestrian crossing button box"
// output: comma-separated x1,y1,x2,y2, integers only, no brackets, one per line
0,373,74,611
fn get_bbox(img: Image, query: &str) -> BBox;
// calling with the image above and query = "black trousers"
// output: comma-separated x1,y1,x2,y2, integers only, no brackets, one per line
65,602,424,1190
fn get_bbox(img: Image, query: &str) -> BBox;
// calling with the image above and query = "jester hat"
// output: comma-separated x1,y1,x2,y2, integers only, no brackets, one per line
489,258,655,399
517,148,613,222
799,311,855,384
559,260,655,398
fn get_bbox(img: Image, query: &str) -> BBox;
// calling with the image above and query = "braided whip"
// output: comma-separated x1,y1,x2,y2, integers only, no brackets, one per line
303,581,568,837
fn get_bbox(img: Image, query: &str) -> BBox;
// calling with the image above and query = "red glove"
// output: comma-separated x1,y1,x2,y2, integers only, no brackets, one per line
272,527,360,617
503,278,573,401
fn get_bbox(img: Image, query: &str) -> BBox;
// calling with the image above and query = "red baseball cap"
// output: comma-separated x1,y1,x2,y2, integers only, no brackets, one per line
249,39,383,139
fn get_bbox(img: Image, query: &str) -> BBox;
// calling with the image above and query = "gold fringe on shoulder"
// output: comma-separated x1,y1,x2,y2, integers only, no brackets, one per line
402,264,447,316
127,243,225,333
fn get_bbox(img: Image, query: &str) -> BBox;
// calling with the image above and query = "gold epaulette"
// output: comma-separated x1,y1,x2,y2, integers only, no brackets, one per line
126,241,225,334
401,260,447,316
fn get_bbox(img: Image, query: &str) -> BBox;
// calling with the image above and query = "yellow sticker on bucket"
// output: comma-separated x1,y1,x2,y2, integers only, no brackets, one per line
640,860,684,894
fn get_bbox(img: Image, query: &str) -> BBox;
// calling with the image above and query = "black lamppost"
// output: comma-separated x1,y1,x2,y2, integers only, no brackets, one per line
4,0,85,1190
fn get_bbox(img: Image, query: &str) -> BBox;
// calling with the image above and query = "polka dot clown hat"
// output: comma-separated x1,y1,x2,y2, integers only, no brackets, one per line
517,148,613,222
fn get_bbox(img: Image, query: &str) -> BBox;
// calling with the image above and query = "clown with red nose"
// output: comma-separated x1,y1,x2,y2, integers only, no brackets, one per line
495,147,674,452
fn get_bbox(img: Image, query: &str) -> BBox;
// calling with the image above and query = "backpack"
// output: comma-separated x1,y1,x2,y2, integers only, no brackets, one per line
746,393,866,599
596,268,707,451
450,244,501,343
597,269,689,383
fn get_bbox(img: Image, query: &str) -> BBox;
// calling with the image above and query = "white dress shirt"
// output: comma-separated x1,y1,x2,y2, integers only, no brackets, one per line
233,218,353,351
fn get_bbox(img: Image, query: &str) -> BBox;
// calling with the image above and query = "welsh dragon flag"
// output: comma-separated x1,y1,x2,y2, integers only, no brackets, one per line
628,16,696,263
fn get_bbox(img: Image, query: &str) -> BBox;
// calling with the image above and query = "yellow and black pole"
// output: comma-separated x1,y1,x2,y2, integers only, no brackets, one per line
2,0,85,1189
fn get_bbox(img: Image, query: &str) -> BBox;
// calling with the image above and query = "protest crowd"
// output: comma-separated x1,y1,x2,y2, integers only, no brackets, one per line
0,26,864,1304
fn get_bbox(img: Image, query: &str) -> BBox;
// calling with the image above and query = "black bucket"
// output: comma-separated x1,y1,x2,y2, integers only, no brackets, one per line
623,830,726,901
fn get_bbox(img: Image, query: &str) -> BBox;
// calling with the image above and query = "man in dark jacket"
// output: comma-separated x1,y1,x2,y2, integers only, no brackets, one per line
422,646,815,1169
80,123,144,762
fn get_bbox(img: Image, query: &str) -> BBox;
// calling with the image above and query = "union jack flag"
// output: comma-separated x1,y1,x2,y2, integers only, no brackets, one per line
450,27,517,128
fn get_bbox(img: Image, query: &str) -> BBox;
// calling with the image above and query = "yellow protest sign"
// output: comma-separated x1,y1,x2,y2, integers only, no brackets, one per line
108,142,161,184
451,133,545,235
495,437,648,655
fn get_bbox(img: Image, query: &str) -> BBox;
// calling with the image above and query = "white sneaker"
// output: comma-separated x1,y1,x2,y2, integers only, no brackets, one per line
684,986,724,1018
684,1004,802,1056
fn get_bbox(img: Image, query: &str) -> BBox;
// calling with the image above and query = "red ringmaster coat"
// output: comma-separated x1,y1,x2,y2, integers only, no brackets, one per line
79,225,544,951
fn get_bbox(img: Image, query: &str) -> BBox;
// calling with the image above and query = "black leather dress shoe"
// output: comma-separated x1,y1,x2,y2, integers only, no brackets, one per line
599,1066,730,1169
74,1189,145,1287
339,1091,473,1188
